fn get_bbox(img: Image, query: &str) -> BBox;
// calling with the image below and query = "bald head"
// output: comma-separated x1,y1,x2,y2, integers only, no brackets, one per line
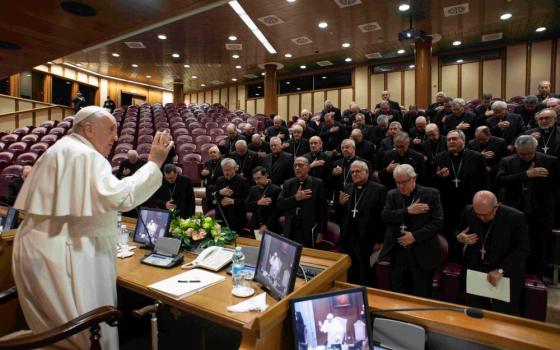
127,149,139,163
473,191,499,222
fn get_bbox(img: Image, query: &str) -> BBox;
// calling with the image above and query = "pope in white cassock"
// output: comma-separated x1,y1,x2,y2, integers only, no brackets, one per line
11,106,173,349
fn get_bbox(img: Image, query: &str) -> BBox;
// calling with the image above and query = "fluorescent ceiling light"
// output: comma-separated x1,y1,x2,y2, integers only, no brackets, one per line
397,49,405,54
500,13,512,20
191,75,198,79
235,65,242,69
457,59,464,63
342,42,350,48
172,53,180,58
232,54,240,59
452,40,462,46
536,27,546,32
228,35,237,41
229,1,277,54
112,53,120,57
409,64,415,68
146,75,151,78
284,53,292,58
398,4,410,11
131,64,138,67
232,78,238,81
345,57,352,62
201,84,206,87
318,21,328,29
300,65,306,69
184,64,190,68
158,34,167,40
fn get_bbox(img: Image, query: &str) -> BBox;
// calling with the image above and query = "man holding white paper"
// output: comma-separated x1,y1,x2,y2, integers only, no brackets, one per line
456,191,530,315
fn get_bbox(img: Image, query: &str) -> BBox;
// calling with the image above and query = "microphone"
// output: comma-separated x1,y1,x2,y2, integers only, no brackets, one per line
136,208,154,250
212,189,236,248
372,306,484,319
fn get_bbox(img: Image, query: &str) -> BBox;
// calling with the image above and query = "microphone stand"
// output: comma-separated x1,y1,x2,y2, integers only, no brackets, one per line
372,306,484,319
213,190,236,248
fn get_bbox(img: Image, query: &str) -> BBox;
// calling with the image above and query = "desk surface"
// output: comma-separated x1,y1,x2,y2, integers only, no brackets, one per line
117,237,351,349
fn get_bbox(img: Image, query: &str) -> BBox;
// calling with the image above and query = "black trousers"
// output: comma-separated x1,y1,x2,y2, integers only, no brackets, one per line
345,246,371,287
390,248,435,298
526,213,552,275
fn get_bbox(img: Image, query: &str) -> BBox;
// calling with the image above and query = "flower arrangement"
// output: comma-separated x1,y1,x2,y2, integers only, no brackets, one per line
169,210,237,248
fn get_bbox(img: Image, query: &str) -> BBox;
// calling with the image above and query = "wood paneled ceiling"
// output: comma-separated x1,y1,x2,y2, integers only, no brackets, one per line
2,0,559,91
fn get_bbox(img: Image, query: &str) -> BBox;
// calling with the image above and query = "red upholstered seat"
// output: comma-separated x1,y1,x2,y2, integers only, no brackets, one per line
40,134,59,146
173,128,189,137
195,135,212,144
171,122,186,130
40,120,56,129
49,127,66,137
0,142,4,152
315,221,342,252
120,128,136,136
208,128,224,136
16,152,38,166
214,135,227,144
31,127,48,137
433,234,449,290
138,128,153,136
181,161,203,184
137,135,153,144
175,135,193,144
57,121,72,130
7,142,29,157
178,143,197,154
29,142,49,155
0,152,15,165
205,122,219,129
136,143,151,154
111,153,128,167
1,134,19,144
191,128,207,136
21,134,39,144
114,143,133,154
12,127,30,137
118,134,135,144
182,153,202,163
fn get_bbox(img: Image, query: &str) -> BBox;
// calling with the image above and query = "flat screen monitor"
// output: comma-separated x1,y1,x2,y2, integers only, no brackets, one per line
132,207,171,247
254,230,302,300
289,287,373,350
2,207,19,230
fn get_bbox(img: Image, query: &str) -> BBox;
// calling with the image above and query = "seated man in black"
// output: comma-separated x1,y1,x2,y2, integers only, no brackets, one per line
201,146,223,210
117,150,146,179
153,164,195,219
245,166,282,235
456,191,530,315
6,165,32,205
231,139,260,183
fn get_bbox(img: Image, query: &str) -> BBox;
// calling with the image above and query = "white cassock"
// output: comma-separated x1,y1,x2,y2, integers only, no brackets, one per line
12,134,162,350
320,316,346,345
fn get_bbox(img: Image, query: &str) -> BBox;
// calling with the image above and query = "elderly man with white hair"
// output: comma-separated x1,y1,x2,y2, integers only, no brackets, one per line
12,106,173,349
320,99,342,122
283,124,310,157
536,80,558,102
116,149,146,179
485,100,525,151
248,133,271,157
201,145,223,209
525,108,560,156
443,98,477,139
231,139,261,182
222,123,246,156
215,157,250,234
265,116,290,142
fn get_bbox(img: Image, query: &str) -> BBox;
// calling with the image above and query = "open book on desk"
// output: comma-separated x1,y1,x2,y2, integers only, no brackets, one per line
148,268,225,300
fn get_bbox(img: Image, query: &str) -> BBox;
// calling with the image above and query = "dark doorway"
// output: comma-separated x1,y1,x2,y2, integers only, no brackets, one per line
0,78,9,95
52,76,73,106
121,92,146,106
78,83,97,107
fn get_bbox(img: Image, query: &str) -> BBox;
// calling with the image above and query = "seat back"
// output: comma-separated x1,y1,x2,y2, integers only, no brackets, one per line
373,318,426,350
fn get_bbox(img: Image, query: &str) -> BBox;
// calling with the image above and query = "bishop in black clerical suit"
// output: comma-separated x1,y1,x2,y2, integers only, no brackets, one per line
443,101,477,139
284,125,310,157
524,108,560,157
339,160,386,285
467,127,508,191
116,150,146,179
200,146,223,210
485,102,525,150
496,135,560,275
379,132,426,189
456,191,530,315
304,136,333,186
277,157,327,248
380,164,444,298
214,158,250,235
221,125,246,156
420,124,447,180
153,164,195,219
230,140,261,183
245,166,282,234
263,137,294,186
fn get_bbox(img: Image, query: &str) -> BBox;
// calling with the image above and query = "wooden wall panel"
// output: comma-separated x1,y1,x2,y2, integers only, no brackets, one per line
386,72,402,106
506,44,527,99
205,90,212,104
288,94,299,118
0,116,15,133
326,89,339,108
228,87,236,110
0,96,16,115
197,92,204,105
404,70,415,108
220,88,228,106
354,66,369,108
340,88,353,111
63,68,76,80
441,65,458,98
237,86,246,111
530,40,552,93
184,94,190,104
301,93,312,113
246,99,256,115
313,92,325,114
431,56,439,102
212,89,219,104
482,59,503,98
148,90,162,105
277,95,288,119
36,109,49,124
461,62,479,101
370,74,385,108
256,98,264,114
162,91,173,104
18,101,33,126
77,72,88,83
50,109,63,121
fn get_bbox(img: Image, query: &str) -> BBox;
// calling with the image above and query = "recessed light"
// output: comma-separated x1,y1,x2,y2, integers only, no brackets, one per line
397,49,405,54
228,35,237,41
172,53,180,58
76,63,82,67
500,13,512,20
235,65,242,69
232,54,240,59
287,0,296,2
409,64,415,68
60,1,97,17
457,59,464,63
261,72,265,76
66,81,71,85
47,61,52,64
536,27,546,32
183,64,190,68
25,74,31,77
296,87,301,91
300,65,307,69
345,57,352,62
131,64,138,68
284,53,293,58
257,86,262,89
318,21,328,29
111,53,120,57
232,78,238,81
191,75,198,79
158,34,167,40
201,84,206,87
322,76,327,79
342,42,351,48
452,40,462,46
398,3,410,11
255,93,260,96
146,75,151,78
286,81,291,85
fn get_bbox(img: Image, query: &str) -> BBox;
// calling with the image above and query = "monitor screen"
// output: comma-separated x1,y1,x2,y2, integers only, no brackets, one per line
254,230,302,300
3,207,19,230
132,207,171,247
290,287,373,350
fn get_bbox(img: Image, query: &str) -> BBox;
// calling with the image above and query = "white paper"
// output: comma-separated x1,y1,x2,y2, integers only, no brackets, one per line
148,268,225,300
226,292,269,313
466,269,510,302
369,249,381,267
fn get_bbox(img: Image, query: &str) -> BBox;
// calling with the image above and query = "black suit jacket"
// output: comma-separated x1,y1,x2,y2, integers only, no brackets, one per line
304,151,333,185
379,149,426,188
380,185,444,271
215,174,250,233
153,175,195,219
277,176,327,247
320,107,342,122
524,126,560,157
245,183,282,232
515,104,544,129
263,152,294,186
485,113,525,145
231,150,261,182
467,136,508,173
443,112,477,139
319,122,347,152
249,141,272,155
221,134,246,156
285,138,310,157
265,125,290,142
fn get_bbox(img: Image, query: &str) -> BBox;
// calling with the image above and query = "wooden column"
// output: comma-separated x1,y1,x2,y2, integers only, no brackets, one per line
264,64,278,116
43,74,52,103
415,36,432,109
9,74,20,97
173,82,184,104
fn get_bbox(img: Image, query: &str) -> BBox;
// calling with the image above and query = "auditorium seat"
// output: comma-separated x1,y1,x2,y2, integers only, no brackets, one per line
2,164,22,178
182,153,202,163
137,134,153,144
316,221,342,253
114,143,133,154
29,142,49,156
208,128,224,136
1,134,19,144
49,127,66,137
0,142,4,152
12,127,30,137
173,128,189,137
181,161,203,185
39,120,56,129
175,135,193,144
441,263,463,304
118,134,135,144
111,153,128,167
432,234,449,298
21,134,39,144
40,134,58,146
214,135,227,144
57,121,72,130
136,143,151,154
31,127,48,137
177,143,197,154
195,135,212,144
7,142,29,157
120,128,136,136
16,152,38,166
198,143,217,157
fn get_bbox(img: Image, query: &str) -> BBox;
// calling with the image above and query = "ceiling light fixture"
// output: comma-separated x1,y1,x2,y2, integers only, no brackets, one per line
255,93,260,96
146,75,151,78
452,40,462,46
76,63,82,67
284,53,292,58
500,13,512,20
296,87,301,91
300,65,306,69
397,49,405,54
318,21,328,29
232,78,238,81
228,1,277,54
342,42,351,48
47,61,52,64
172,53,180,58
257,86,262,89
286,81,291,85
398,3,410,11
201,84,206,87
228,35,237,41
409,64,415,68
345,57,352,62
287,0,296,2
261,72,265,76
191,75,198,79
536,27,546,32
322,76,327,79
457,59,464,63
232,54,240,59
184,64,190,68
158,34,167,40
131,64,139,68
235,65,242,69
111,53,120,57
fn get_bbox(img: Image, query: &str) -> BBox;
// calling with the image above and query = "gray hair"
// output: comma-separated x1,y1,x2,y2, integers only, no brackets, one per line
475,125,491,137
538,80,551,87
273,115,282,122
127,149,139,157
235,139,247,148
436,91,446,97
448,129,466,141
341,139,356,148
524,95,538,105
415,116,427,125
269,136,282,145
221,158,237,168
72,106,111,133
355,113,365,121
350,128,363,137
389,121,402,129
209,145,220,153
451,98,466,107
294,156,309,165
292,124,303,132
393,164,417,179
491,100,507,110
514,135,538,148
351,160,369,172
251,134,261,142
377,115,389,126
536,108,557,119
226,123,236,132
425,123,439,134
393,132,410,143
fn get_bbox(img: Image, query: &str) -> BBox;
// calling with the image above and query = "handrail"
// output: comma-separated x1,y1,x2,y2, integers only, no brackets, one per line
0,94,57,105
0,105,72,119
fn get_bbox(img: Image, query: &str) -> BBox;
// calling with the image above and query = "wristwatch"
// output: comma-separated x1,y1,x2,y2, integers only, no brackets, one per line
498,268,504,275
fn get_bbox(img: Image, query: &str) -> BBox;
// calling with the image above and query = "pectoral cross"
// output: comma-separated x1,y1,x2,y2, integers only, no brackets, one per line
480,248,486,260
452,178,461,188
400,223,407,234
352,208,359,218
296,207,301,215
542,145,549,154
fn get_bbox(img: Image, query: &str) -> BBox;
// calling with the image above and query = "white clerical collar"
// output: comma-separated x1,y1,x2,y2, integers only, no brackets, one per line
70,133,95,150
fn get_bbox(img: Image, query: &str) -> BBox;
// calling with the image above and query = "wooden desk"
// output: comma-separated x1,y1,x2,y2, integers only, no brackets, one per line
333,282,560,350
117,237,351,350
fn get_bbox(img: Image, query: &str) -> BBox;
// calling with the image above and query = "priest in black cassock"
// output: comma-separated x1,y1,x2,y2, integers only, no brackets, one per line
485,101,525,152
221,123,246,156
456,191,530,315
350,129,375,165
265,116,290,142
200,146,223,210
283,124,310,157
153,164,195,219
409,116,428,153
249,134,271,158
432,130,488,259
380,164,444,298
467,126,508,192
319,100,342,122
443,99,477,139
231,139,260,183
339,160,386,285
117,150,146,179
214,158,250,235
420,124,447,178
277,157,327,248
304,136,333,186
525,108,560,156
379,132,426,189
496,135,560,275
514,95,543,129
245,166,282,235
319,112,346,153
263,137,294,186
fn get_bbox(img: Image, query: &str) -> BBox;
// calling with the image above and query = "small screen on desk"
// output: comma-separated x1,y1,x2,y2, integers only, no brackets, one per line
3,207,19,230
254,230,302,300
289,287,373,350
133,207,171,246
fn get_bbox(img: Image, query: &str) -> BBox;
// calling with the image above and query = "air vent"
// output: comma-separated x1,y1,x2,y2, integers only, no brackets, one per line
225,43,243,50
316,60,333,67
443,3,470,17
258,15,284,26
365,52,383,59
358,22,381,32
482,32,503,42
244,74,259,79
333,0,362,8
210,80,224,85
291,36,313,45
124,41,146,49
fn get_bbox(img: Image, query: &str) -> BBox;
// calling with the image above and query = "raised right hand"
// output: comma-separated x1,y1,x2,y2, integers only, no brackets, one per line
148,131,174,167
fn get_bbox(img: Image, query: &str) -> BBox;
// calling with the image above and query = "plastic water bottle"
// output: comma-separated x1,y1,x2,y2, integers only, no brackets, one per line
231,247,246,293
117,212,123,234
